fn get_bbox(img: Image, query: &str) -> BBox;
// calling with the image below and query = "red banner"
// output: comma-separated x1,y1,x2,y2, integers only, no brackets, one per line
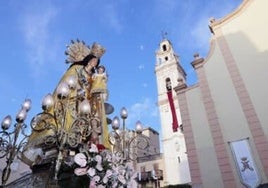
167,90,178,132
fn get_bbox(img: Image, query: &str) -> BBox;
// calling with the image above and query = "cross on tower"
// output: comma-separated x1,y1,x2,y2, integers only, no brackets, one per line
161,31,168,40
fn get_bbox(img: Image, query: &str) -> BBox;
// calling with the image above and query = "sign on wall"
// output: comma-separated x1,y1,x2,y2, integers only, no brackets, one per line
230,138,261,188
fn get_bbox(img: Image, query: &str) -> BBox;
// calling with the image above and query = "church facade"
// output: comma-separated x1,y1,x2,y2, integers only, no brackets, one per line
158,0,268,187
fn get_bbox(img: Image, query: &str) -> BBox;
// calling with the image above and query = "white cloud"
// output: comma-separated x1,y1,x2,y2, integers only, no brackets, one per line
190,16,211,50
126,98,158,129
101,4,123,34
20,4,58,80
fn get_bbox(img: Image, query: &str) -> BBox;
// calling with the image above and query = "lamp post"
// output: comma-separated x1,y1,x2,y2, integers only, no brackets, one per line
109,107,148,161
120,107,127,158
0,76,115,186
0,99,31,186
30,77,97,180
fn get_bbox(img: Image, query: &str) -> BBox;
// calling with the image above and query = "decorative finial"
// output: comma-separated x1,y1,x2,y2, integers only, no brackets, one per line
209,17,216,24
193,53,200,59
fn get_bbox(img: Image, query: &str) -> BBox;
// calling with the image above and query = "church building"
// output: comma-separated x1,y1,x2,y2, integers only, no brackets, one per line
155,0,268,187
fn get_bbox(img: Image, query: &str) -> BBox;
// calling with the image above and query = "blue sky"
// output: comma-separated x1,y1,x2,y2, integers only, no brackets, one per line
0,0,242,134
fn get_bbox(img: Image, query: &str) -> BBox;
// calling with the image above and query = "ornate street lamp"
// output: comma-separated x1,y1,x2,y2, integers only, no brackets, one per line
29,79,96,180
108,107,149,161
0,99,31,186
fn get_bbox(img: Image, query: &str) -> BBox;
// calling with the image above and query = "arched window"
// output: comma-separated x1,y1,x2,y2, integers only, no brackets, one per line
162,44,167,51
165,78,172,91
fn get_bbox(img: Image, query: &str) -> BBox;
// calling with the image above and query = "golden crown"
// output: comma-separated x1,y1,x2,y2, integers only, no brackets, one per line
65,40,105,64
90,42,106,58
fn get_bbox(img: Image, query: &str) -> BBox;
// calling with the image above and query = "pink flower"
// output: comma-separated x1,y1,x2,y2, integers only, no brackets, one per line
89,180,97,188
89,175,100,188
74,167,88,176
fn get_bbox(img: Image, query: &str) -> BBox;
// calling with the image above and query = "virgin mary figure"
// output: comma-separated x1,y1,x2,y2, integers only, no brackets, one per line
22,40,110,166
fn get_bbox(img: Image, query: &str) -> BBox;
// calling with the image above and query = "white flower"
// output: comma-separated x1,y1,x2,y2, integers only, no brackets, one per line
118,174,126,184
113,166,119,175
118,165,126,175
105,152,112,162
106,169,113,177
127,179,138,188
95,155,103,171
103,169,113,184
93,175,100,182
112,182,118,188
72,147,138,187
74,153,87,167
88,167,96,177
126,162,133,169
112,153,121,164
127,171,138,187
89,143,99,153
89,175,101,188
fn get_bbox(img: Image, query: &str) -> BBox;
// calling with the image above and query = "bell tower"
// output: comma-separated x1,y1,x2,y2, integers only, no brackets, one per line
155,38,191,185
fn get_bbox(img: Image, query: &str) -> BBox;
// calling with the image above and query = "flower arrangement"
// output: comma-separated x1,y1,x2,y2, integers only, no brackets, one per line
73,143,137,188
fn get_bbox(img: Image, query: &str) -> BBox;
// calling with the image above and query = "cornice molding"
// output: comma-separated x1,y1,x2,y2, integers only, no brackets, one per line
209,0,251,35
